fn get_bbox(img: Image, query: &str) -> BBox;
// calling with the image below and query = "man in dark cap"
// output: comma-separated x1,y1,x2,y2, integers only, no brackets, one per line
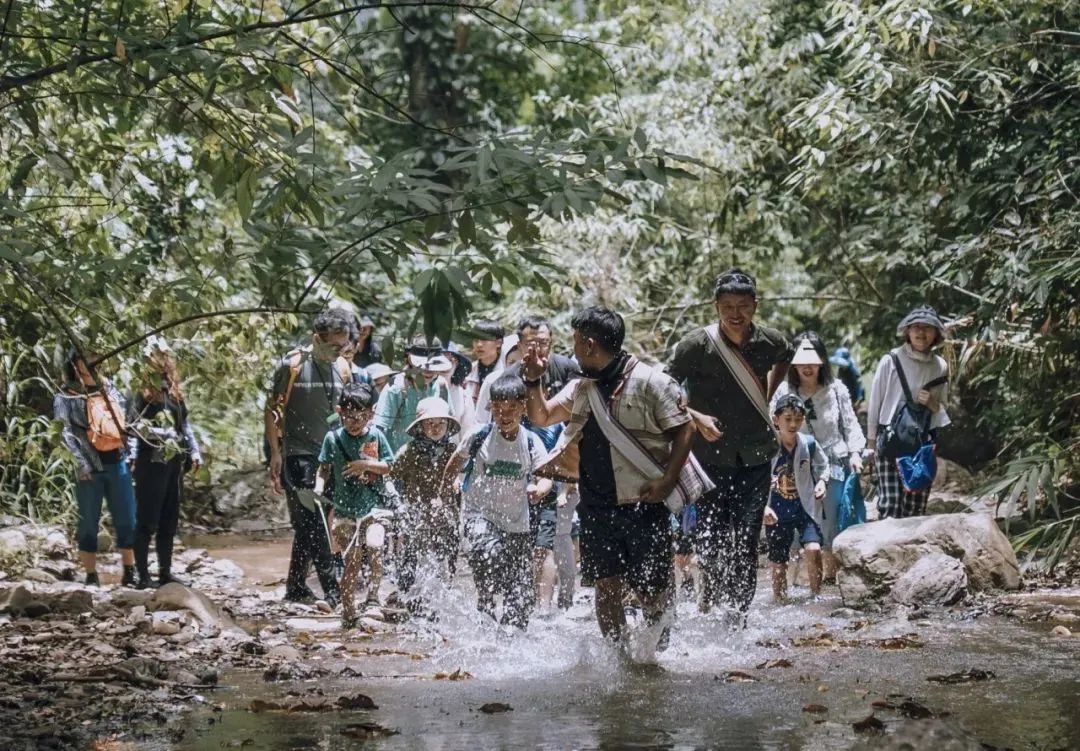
667,269,793,625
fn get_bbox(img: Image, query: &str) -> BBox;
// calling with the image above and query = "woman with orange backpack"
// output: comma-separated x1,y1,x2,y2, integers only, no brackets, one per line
54,349,137,587
127,338,203,589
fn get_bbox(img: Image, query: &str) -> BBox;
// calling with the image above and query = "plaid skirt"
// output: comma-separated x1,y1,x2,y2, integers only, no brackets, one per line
875,450,929,519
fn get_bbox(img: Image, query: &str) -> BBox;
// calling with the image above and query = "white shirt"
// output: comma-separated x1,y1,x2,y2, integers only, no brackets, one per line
772,380,866,466
866,345,950,441
453,425,546,534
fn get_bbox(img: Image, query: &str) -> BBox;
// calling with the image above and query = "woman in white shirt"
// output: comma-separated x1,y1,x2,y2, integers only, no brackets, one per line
865,306,950,519
772,332,866,580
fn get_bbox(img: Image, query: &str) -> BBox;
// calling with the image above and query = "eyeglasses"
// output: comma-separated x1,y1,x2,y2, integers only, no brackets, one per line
341,408,373,421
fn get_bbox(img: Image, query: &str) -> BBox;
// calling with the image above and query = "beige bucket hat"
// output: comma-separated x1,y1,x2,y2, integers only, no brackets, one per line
406,397,461,438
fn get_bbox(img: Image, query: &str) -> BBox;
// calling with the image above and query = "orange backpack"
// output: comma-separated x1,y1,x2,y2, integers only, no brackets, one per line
86,390,126,452
271,349,355,438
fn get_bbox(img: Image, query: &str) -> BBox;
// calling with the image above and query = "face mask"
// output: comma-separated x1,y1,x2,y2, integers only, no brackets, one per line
313,338,342,361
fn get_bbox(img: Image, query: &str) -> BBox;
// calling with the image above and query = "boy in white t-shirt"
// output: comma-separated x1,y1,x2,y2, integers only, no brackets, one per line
445,374,551,628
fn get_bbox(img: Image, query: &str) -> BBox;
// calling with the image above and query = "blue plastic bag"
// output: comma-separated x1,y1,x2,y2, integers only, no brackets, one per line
836,470,866,533
897,443,937,492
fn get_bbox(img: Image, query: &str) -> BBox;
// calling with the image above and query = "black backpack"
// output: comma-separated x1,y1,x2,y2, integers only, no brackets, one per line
880,353,947,459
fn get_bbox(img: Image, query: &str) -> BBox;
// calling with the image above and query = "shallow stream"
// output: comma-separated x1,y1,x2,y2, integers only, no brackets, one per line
174,535,1080,750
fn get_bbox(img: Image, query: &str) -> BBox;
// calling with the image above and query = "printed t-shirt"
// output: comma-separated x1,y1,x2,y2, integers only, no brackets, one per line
454,425,546,534
768,445,803,524
318,426,394,518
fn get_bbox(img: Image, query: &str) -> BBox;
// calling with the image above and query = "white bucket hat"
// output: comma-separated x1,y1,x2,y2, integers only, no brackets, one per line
364,363,400,381
406,397,461,438
791,339,824,366
406,353,454,374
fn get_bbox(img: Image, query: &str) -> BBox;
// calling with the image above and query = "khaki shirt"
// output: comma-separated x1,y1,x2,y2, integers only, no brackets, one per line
547,359,689,504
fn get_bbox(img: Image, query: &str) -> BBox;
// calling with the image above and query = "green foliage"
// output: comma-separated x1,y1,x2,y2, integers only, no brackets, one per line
0,351,77,523
1,0,1077,548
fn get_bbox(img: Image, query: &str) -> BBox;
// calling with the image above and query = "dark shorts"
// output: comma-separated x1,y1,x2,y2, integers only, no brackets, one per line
530,504,557,551
578,503,672,595
673,528,694,556
764,515,822,564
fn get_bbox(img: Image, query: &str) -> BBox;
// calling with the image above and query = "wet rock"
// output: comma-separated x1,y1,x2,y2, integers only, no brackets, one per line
22,568,58,584
891,554,968,606
0,585,93,617
266,645,301,662
337,693,378,710
152,618,181,636
38,559,77,582
479,702,513,714
1051,625,1071,637
0,529,29,559
834,513,1020,607
148,583,242,633
41,530,72,559
96,530,114,553
852,714,885,734
927,668,995,684
340,722,399,739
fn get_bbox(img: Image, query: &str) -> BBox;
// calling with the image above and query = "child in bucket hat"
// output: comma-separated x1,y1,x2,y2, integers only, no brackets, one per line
389,397,462,608
866,306,951,519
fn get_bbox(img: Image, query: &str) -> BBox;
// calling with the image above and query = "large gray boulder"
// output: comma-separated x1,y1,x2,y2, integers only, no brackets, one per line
834,513,1020,607
890,554,968,606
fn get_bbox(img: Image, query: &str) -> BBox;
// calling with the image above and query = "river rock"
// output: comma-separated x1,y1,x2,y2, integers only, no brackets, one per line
267,644,301,661
0,586,93,617
890,554,968,606
96,530,114,554
41,529,72,559
22,568,57,583
147,582,243,633
0,529,29,559
834,513,1020,607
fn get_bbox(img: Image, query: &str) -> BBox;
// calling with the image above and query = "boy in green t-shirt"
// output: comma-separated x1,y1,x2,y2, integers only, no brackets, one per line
314,382,394,628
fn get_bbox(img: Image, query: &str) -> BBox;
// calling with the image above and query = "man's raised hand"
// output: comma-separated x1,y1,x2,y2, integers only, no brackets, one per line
522,343,547,382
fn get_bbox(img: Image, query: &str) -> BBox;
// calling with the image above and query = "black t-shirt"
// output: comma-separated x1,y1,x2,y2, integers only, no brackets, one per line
505,354,582,400
576,354,626,508
477,359,499,385
132,392,190,459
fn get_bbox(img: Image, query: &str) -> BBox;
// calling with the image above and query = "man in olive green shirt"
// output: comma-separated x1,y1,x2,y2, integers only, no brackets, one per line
667,270,792,623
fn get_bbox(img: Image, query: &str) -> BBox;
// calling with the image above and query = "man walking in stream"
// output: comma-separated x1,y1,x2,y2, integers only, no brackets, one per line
522,306,705,648
667,270,792,626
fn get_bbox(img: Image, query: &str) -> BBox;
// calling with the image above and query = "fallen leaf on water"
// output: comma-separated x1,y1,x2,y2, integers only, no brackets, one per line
249,697,332,713
802,704,828,714
479,702,513,714
715,670,756,683
336,693,378,710
897,699,934,719
876,634,924,650
852,714,885,734
340,722,399,739
792,634,836,648
755,658,793,669
926,668,996,684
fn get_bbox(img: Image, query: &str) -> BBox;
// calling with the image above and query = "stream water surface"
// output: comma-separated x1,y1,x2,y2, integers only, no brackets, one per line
174,536,1080,750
